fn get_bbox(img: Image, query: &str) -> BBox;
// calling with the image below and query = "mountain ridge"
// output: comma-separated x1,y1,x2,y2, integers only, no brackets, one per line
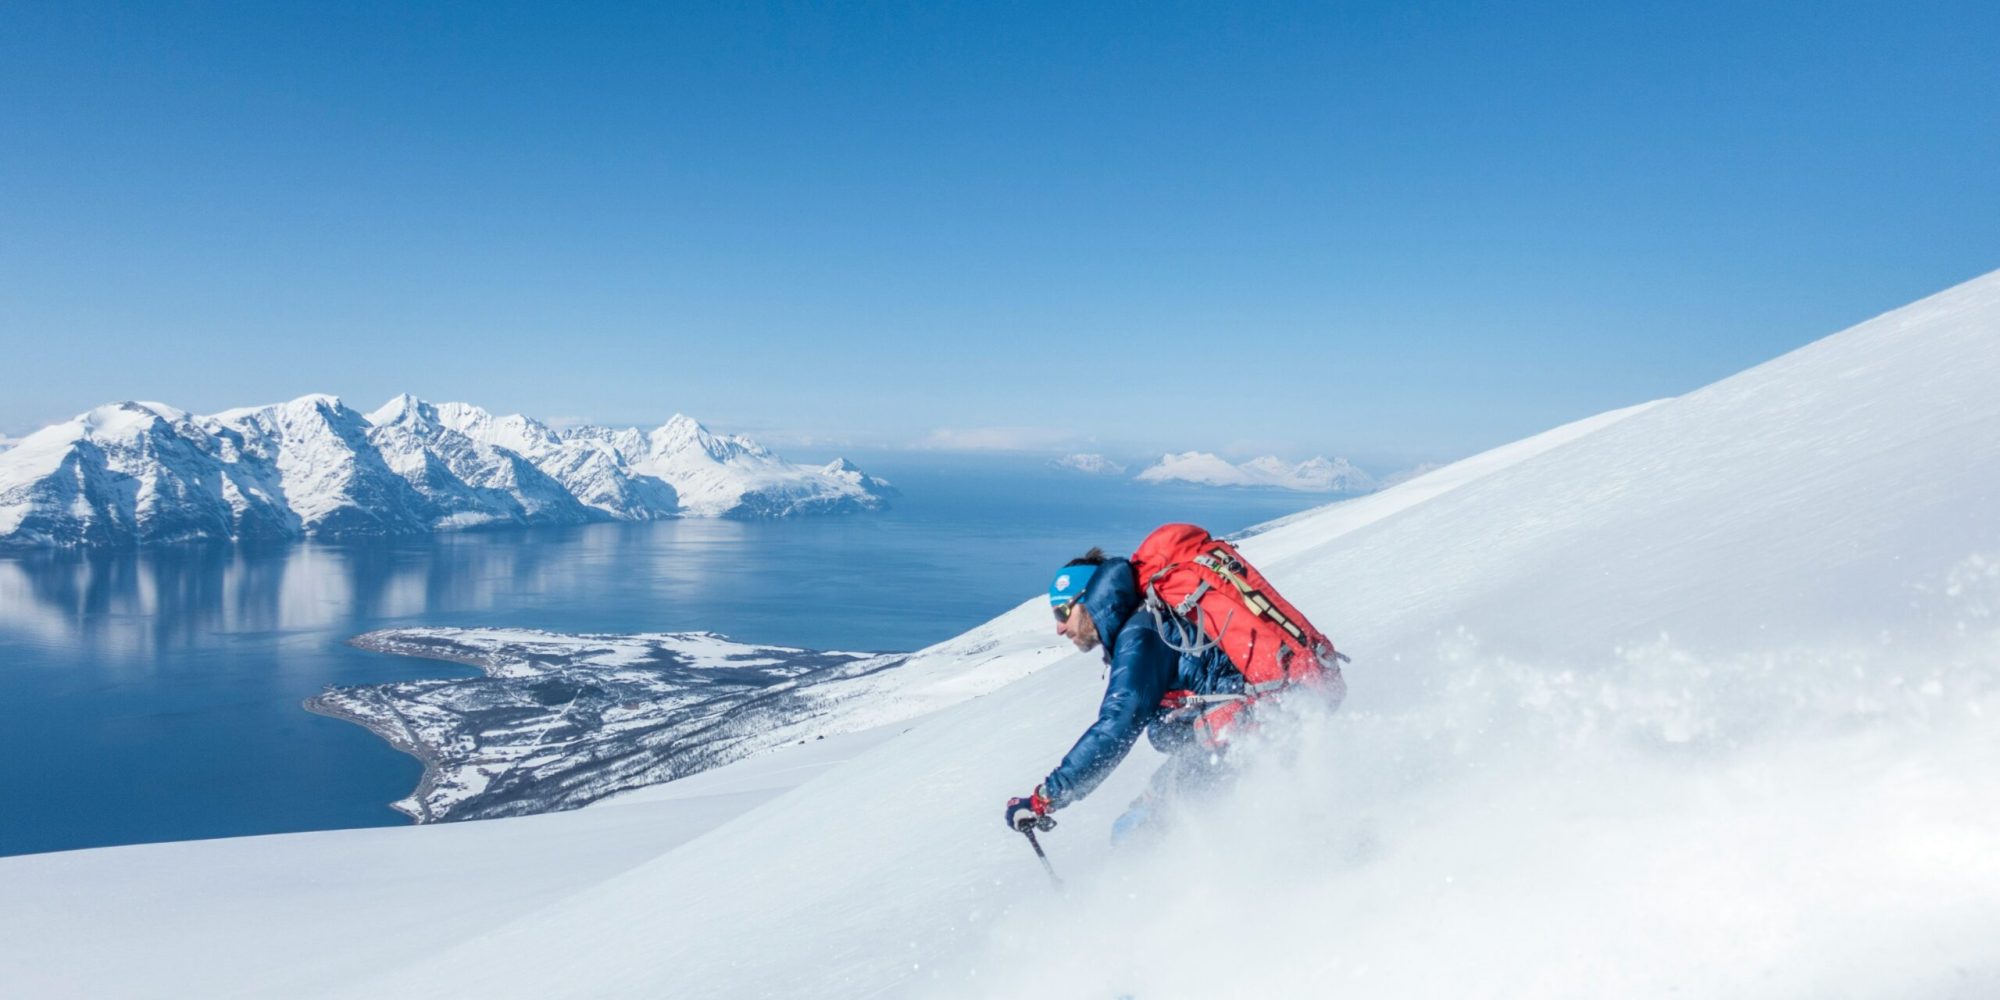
0,396,892,546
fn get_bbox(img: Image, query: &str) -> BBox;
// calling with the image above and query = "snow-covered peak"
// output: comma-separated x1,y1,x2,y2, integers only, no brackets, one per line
0,403,186,484
364,393,440,430
365,393,427,426
423,402,560,457
647,413,708,456
429,399,495,432
73,400,186,436
629,415,887,516
209,393,362,432
280,392,347,415
648,413,770,463
367,395,553,454
206,396,381,468
0,398,291,544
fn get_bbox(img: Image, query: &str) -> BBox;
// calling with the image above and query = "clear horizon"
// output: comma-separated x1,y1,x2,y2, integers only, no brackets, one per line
4,2,1995,467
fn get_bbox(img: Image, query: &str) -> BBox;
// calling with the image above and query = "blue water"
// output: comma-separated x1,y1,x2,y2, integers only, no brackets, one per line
0,457,1332,857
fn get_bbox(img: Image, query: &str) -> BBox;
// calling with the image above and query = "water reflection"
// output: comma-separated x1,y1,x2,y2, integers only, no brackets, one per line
0,545,245,658
1,535,507,658
0,519,820,664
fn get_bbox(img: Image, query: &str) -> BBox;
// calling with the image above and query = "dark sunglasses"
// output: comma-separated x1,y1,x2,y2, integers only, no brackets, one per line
1053,600,1081,624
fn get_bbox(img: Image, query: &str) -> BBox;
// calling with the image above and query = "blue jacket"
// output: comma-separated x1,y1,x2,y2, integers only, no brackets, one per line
1039,558,1243,810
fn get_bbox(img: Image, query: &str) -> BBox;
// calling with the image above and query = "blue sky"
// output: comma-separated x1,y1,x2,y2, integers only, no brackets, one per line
3,1,1995,469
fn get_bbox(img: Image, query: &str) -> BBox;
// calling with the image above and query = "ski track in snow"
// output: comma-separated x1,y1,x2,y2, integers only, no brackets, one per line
5,271,2000,998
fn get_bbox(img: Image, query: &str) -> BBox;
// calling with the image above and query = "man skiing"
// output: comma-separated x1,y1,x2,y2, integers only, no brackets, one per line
1004,546,1248,843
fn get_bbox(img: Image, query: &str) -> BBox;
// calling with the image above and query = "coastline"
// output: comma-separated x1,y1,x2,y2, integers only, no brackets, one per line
302,627,903,824
301,629,521,823
302,686,444,823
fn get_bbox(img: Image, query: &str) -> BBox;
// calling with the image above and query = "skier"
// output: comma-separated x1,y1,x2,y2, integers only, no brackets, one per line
1004,546,1248,843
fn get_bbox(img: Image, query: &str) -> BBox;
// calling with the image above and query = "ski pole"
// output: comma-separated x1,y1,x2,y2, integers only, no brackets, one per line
1022,827,1063,890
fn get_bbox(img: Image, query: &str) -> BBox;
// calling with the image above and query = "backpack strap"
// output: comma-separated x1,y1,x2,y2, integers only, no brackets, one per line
1142,577,1222,658
1159,689,1248,709
1197,547,1312,646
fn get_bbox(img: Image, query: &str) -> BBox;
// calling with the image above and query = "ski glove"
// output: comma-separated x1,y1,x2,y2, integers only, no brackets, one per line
1005,787,1055,832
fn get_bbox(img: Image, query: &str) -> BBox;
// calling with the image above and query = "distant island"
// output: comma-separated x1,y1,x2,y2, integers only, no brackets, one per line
0,394,893,547
1136,451,1378,492
1051,452,1127,476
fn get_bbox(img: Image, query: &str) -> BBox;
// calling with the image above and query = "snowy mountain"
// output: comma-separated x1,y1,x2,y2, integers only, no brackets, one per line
360,396,600,530
0,399,308,545
369,395,676,524
1137,450,1377,491
604,413,894,517
6,271,1999,997
0,396,891,546
1052,452,1126,475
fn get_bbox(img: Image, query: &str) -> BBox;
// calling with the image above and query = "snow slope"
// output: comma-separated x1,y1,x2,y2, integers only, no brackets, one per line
5,270,1998,998
342,270,2000,998
0,788,796,998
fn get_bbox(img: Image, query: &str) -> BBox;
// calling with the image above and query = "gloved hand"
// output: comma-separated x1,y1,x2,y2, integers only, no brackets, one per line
1005,787,1055,832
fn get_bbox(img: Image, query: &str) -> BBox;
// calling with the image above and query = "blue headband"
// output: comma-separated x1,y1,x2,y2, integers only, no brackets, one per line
1049,564,1098,607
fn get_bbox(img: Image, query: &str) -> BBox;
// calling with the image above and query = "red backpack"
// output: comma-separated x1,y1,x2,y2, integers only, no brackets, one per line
1130,523,1347,745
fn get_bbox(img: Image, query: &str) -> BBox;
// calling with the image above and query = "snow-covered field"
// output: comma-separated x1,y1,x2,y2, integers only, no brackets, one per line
4,271,1997,998
311,628,906,822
